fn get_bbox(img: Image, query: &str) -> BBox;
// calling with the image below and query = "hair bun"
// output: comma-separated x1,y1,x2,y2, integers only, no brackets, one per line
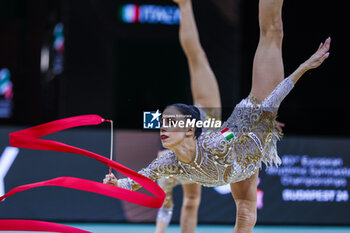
166,103,203,138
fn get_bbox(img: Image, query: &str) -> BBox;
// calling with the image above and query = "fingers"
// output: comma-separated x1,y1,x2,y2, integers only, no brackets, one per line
104,174,116,181
103,173,117,185
320,38,331,60
315,37,331,64
305,37,331,70
322,52,330,59
319,37,331,53
318,42,323,50
106,173,116,178
103,176,112,184
276,121,285,127
320,52,330,64
324,37,331,50
275,120,285,132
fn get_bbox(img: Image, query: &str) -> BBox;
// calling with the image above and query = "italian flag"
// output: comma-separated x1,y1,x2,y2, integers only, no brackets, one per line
221,128,234,141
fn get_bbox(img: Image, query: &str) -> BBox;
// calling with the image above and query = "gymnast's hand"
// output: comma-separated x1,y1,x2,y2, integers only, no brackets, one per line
103,173,119,187
303,37,331,70
274,120,285,132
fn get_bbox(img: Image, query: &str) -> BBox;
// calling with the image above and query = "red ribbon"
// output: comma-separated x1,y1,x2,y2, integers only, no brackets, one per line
0,220,90,233
0,115,165,232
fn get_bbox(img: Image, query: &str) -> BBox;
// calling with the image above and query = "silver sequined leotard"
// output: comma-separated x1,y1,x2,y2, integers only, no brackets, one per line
119,78,295,190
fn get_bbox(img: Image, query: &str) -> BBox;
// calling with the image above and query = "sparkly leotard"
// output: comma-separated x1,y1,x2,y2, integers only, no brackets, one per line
119,78,294,190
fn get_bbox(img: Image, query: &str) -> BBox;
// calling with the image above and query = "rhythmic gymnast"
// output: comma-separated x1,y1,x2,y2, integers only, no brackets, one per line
153,0,284,232
104,0,331,232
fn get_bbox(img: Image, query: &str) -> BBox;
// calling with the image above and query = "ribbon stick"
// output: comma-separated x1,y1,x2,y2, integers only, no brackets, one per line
0,115,165,232
106,119,114,175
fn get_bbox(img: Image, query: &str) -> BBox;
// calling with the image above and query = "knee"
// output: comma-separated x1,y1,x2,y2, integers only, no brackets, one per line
163,195,173,209
235,200,257,229
182,193,201,210
260,19,284,40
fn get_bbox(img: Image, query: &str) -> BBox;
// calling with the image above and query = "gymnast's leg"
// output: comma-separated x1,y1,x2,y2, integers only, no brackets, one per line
155,177,176,233
155,150,176,233
230,172,259,233
251,0,285,103
175,0,221,111
180,183,201,233
230,2,285,232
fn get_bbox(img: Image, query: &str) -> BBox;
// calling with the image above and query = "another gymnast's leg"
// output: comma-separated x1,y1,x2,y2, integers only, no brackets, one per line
180,183,201,233
251,0,285,103
176,0,221,110
230,172,259,233
155,150,175,233
155,178,175,233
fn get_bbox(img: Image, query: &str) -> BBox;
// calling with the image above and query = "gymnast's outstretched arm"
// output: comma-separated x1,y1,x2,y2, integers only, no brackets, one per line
288,37,330,84
103,151,180,191
262,37,331,110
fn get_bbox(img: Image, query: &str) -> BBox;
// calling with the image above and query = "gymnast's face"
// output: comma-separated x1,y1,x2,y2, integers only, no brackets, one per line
160,106,195,149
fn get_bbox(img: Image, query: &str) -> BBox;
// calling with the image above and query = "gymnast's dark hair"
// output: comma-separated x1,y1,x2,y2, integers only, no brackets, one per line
166,103,202,139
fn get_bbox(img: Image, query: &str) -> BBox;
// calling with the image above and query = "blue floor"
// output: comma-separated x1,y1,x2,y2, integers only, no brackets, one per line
2,223,350,233
64,223,350,233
